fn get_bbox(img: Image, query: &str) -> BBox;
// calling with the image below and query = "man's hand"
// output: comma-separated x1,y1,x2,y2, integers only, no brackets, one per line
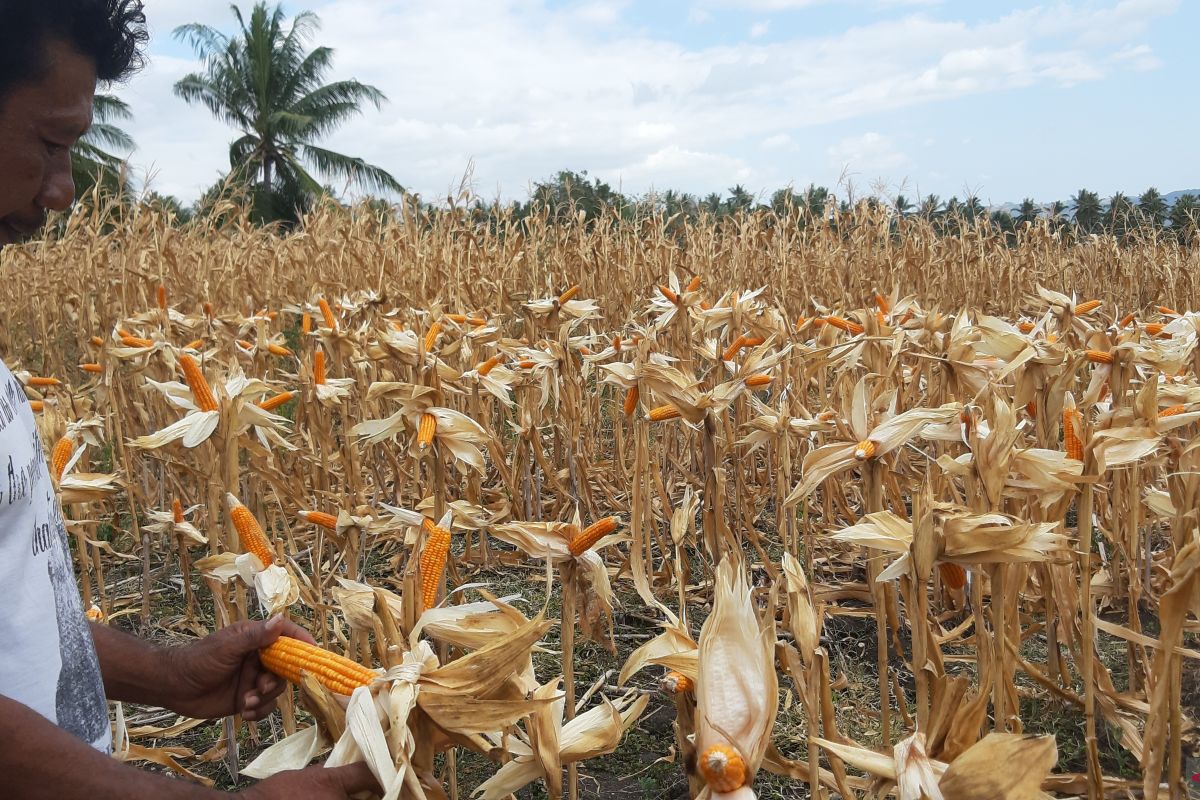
240,763,380,799
166,616,316,722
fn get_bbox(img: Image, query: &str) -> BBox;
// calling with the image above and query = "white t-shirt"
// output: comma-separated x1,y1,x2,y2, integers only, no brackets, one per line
0,358,110,751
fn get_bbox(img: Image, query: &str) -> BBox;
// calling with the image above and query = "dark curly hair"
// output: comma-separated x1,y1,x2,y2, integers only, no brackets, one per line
0,0,148,100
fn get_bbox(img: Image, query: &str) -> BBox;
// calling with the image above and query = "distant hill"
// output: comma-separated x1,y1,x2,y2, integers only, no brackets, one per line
988,189,1199,219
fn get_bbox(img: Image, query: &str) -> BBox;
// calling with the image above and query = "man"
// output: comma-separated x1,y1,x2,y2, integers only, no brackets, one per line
0,2,377,796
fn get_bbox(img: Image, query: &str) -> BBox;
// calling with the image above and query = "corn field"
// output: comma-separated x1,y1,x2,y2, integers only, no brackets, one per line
3,197,1199,799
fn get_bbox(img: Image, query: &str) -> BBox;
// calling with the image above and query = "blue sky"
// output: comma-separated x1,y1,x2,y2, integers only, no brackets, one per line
115,0,1199,207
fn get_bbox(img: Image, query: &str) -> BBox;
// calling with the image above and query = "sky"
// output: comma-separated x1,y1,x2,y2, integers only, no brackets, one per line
111,0,1199,207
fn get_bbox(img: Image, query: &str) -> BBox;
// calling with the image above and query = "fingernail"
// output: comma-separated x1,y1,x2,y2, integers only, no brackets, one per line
265,614,283,630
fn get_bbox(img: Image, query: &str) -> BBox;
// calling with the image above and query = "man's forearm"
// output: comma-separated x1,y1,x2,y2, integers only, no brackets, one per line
90,621,181,709
0,693,218,800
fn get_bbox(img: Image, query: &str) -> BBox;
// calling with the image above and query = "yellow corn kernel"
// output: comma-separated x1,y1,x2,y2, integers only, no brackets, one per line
898,308,915,325
1063,407,1083,461
416,412,437,449
853,440,877,461
939,562,967,590
180,354,218,412
659,285,679,304
1158,405,1187,419
419,521,452,610
446,313,467,324
313,350,327,385
226,493,275,569
476,355,502,376
259,637,376,696
1025,401,1037,419
172,499,185,525
825,315,865,335
29,400,44,413
1073,300,1101,315
203,301,214,317
1118,312,1135,329
517,359,536,369
258,391,294,412
467,316,487,326
50,436,75,481
623,386,640,418
1018,321,1035,334
568,517,619,556
722,334,749,361
699,744,747,793
300,510,338,530
79,362,103,375
557,285,580,304
686,275,702,293
89,335,104,347
318,298,338,331
266,343,294,358
745,375,772,388
660,670,693,695
1156,305,1177,315
424,319,443,352
1085,350,1114,364
301,312,313,335
1146,322,1170,338
121,335,154,348
156,285,168,311
647,404,681,422
27,376,60,388
183,339,204,351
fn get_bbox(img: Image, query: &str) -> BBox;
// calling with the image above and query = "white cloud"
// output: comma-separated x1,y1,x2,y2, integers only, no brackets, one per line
112,0,1180,203
749,21,770,37
827,133,909,175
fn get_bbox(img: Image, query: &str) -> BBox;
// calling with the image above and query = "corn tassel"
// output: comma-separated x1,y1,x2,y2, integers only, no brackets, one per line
313,350,327,385
180,354,218,412
648,404,681,422
854,440,877,461
699,744,748,793
568,516,619,556
424,319,443,352
623,386,639,418
318,298,337,331
227,494,276,569
300,510,338,530
416,412,437,449
826,315,865,335
1085,349,1114,364
50,436,74,481
259,637,376,696
419,520,452,610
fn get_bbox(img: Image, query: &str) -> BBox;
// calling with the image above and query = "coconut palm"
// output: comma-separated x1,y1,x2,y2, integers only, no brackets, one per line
73,94,135,197
172,2,402,222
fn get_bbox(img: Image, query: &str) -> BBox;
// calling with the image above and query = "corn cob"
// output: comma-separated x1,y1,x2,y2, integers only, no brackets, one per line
86,606,104,622
226,493,275,569
557,285,580,304
517,359,536,369
722,335,748,361
744,336,765,347
180,354,218,412
1146,322,1169,338
876,310,887,327
416,412,437,449
795,316,808,330
1085,350,1114,364
27,376,61,387
568,516,619,556
1063,407,1083,461
237,340,255,352
1158,405,1187,419
203,301,214,317
686,275,702,293
1025,401,1037,419
266,343,294,358
299,510,338,530
699,301,711,311
184,339,204,351
172,499,185,525
301,313,313,335
660,671,693,695
699,744,747,793
467,316,487,326
50,436,74,481
745,375,772,388
80,363,103,374
623,386,639,418
313,350,327,385
419,520,452,610
826,315,865,335
29,400,44,413
1157,305,1177,315
89,335,104,347
1073,300,1101,315
612,336,622,351
898,308,915,325
318,298,337,331
659,285,679,304
476,355,502,376
120,335,154,348
446,313,467,324
938,562,967,590
1118,312,1135,328
648,404,681,422
1018,321,1035,334
424,319,443,352
156,285,168,310
875,293,890,314
853,440,877,461
259,637,376,696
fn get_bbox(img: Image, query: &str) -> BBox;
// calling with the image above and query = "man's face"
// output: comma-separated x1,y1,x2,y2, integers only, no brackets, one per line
0,40,97,247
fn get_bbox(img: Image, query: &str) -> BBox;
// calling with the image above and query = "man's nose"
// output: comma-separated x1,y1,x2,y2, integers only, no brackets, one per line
37,152,77,212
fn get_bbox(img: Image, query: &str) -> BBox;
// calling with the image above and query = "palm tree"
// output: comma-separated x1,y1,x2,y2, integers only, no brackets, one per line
1071,189,1102,234
725,184,755,215
173,2,402,222
73,94,135,197
1015,198,1040,227
918,194,941,219
1168,194,1199,243
1137,187,1168,229
1106,192,1135,238
893,194,913,216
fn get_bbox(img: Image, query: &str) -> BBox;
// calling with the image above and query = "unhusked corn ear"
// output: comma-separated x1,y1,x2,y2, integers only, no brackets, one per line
557,285,580,304
313,350,327,385
745,374,772,388
853,440,877,461
259,637,376,696
1063,406,1083,461
180,354,218,412
939,562,967,590
623,386,639,417
419,520,452,610
318,298,338,331
258,391,295,411
825,315,865,335
1158,405,1187,418
172,499,185,524
1085,349,1114,364
568,516,619,556
300,510,338,530
226,493,275,569
424,319,443,352
660,670,693,695
1073,300,1101,315
416,412,437,449
648,404,681,422
50,436,75,481
699,744,747,793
